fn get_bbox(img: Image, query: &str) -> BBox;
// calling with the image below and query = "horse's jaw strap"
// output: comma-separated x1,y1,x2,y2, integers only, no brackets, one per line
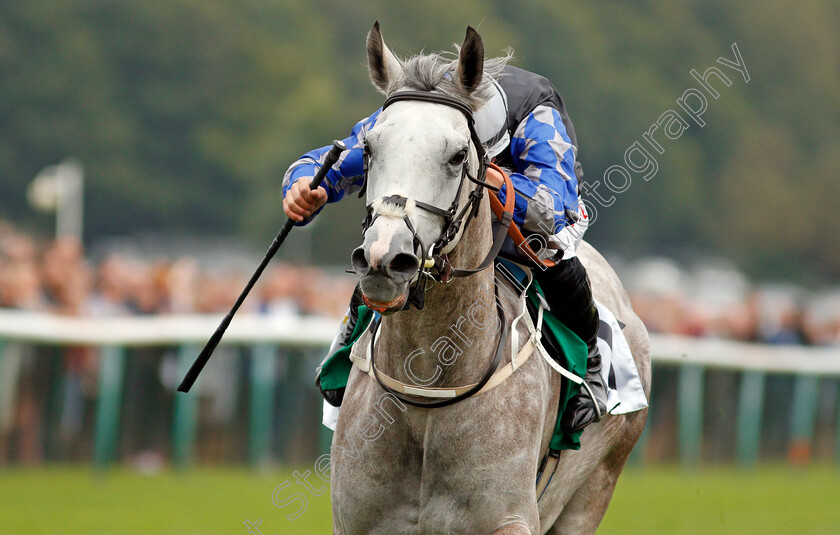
406,164,515,288
446,163,515,279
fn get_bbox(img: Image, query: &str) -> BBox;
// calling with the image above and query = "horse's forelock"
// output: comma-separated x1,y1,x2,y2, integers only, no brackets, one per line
384,48,513,111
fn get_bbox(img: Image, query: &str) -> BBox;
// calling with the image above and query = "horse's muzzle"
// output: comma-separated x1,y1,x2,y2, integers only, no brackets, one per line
351,244,418,314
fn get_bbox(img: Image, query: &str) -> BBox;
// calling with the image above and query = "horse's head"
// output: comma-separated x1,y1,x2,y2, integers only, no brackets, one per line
351,23,493,313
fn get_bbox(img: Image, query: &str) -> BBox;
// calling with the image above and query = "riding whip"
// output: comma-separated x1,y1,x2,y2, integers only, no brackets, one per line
177,140,346,393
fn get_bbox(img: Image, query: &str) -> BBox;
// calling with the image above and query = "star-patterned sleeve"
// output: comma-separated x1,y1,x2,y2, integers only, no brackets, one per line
282,110,382,225
495,105,580,236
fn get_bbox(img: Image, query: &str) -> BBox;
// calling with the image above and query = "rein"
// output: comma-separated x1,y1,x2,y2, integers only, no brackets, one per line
361,91,515,311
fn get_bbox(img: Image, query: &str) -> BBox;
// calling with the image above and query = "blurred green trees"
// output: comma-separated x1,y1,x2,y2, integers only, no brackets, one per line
1,1,837,279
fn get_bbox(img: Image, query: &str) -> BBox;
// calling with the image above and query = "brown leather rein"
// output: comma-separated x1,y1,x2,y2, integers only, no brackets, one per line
486,162,557,270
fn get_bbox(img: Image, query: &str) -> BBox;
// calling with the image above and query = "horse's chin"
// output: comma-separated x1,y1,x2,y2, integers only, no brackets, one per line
361,293,407,315
359,276,410,315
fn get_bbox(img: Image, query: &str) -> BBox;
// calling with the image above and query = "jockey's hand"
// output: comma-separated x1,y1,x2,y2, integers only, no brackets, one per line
486,166,505,189
283,177,328,222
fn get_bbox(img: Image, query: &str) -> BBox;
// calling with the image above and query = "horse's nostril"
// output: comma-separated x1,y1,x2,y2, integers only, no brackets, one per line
351,247,370,275
389,253,420,277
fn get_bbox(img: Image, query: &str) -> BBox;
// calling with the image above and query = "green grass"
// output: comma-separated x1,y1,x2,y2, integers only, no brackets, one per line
0,466,332,535
0,464,837,534
601,464,840,535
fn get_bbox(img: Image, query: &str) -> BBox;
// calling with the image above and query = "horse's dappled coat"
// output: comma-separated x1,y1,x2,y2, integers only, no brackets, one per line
316,24,651,535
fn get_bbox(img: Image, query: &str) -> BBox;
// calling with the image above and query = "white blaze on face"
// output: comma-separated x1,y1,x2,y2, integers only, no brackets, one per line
367,197,417,269
368,217,403,269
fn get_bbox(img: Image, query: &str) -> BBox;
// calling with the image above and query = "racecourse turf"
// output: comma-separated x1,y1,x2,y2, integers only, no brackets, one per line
0,464,837,534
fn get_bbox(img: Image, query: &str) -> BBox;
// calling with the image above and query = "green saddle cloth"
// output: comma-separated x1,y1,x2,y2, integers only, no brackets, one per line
318,280,588,451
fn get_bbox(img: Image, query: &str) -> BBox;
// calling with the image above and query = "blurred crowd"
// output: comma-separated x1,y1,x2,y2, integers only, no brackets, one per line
0,221,355,318
0,221,355,465
622,257,840,347
2,221,840,346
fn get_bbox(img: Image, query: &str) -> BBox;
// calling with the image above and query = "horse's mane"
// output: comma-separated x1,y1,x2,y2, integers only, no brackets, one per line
382,47,513,110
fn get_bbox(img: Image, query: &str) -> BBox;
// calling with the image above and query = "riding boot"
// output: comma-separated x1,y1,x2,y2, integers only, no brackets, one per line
533,257,607,434
314,285,364,407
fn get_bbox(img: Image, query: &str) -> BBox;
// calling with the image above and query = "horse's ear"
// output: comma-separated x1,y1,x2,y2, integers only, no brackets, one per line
457,26,484,95
367,21,402,94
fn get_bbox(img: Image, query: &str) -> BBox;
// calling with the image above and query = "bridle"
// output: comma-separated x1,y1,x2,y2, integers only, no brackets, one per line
361,90,514,311
357,90,518,408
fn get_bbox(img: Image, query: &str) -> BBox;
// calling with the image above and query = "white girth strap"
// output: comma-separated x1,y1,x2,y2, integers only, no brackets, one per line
350,298,552,399
508,267,534,372
349,283,584,398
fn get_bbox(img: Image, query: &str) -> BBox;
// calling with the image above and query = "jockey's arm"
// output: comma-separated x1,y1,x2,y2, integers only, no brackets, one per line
495,105,581,237
282,110,382,224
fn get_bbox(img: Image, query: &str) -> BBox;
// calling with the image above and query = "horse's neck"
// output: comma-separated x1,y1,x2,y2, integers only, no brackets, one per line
378,195,501,386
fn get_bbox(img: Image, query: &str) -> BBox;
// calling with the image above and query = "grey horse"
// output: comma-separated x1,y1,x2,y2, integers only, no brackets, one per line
330,24,651,535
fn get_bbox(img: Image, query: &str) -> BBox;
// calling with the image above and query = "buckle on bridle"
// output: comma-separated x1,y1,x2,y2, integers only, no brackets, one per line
443,221,461,243
437,254,454,284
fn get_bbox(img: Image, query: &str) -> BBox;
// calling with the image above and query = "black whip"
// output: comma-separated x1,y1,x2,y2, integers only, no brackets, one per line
177,140,346,393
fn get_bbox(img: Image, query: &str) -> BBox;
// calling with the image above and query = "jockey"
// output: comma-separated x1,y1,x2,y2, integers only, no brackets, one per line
282,65,606,434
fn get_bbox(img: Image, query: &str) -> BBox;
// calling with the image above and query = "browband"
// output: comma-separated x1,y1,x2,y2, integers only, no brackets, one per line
383,90,476,125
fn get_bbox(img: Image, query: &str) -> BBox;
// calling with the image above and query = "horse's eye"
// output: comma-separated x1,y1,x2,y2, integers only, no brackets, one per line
449,150,467,166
